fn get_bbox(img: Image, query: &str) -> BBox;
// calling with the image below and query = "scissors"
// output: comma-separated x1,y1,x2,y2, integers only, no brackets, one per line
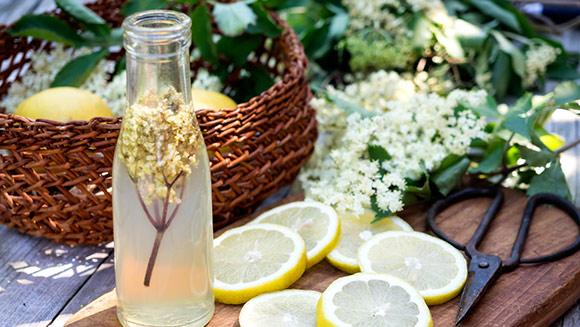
427,187,580,325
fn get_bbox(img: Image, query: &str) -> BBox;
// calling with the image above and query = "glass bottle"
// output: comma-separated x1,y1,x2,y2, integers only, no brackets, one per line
113,10,214,327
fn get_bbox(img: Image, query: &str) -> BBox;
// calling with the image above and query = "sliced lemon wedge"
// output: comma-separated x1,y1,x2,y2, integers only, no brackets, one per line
317,273,432,327
213,223,307,304
327,211,413,274
358,231,467,305
239,289,320,327
250,201,340,269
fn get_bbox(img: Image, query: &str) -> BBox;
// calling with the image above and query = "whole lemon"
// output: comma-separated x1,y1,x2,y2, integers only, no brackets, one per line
191,89,236,111
15,87,113,122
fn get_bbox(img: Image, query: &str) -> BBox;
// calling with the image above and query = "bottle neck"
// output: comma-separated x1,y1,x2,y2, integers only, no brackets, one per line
123,10,192,108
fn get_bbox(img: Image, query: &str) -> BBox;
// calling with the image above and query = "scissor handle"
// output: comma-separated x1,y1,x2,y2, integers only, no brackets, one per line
427,187,504,253
504,193,580,270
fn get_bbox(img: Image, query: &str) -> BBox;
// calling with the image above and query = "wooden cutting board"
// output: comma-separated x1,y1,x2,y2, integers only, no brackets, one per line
65,188,580,327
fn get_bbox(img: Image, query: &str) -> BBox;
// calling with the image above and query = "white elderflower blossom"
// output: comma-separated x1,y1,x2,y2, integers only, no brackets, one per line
300,71,488,216
192,68,223,92
523,41,560,88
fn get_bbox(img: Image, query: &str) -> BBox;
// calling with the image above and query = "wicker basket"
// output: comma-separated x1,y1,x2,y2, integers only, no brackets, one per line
0,0,317,244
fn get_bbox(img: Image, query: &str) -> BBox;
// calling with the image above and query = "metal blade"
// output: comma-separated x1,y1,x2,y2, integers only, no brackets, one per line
456,254,503,325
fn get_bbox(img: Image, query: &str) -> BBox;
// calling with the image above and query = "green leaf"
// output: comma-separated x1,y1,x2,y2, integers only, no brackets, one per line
368,145,391,162
247,3,283,37
431,154,470,196
232,66,275,103
324,93,376,118
470,0,521,32
527,160,571,200
493,0,535,36
213,2,258,37
508,92,533,115
370,195,392,223
56,0,105,25
191,4,218,65
114,56,126,76
504,114,535,141
403,162,431,205
55,0,110,40
120,0,166,16
454,19,488,50
302,24,331,60
217,35,263,66
7,15,85,47
491,30,525,77
546,61,580,80
110,28,123,46
517,145,556,167
51,49,108,87
491,51,511,99
503,93,535,140
554,81,580,106
470,139,505,173
260,0,289,8
465,95,498,118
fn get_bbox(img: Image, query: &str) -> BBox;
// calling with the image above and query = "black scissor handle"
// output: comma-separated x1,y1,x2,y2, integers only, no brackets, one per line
427,187,504,252
505,192,580,269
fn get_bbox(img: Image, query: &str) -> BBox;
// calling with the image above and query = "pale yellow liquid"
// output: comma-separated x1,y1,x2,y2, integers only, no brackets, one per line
113,145,214,327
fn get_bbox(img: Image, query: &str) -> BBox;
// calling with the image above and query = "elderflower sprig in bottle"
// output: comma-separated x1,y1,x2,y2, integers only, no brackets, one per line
113,10,214,327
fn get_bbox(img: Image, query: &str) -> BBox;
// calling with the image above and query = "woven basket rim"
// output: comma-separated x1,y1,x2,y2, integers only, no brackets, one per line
0,8,306,125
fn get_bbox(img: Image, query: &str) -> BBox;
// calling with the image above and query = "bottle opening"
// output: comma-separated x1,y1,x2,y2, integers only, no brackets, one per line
123,10,192,47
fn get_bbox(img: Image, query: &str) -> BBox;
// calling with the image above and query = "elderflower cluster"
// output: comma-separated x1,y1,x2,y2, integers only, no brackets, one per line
118,87,201,205
342,0,445,73
523,42,561,88
314,70,417,132
300,71,488,215
1,45,223,117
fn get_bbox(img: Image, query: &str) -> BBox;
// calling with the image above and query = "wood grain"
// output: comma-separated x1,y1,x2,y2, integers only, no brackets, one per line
0,225,113,327
65,188,580,327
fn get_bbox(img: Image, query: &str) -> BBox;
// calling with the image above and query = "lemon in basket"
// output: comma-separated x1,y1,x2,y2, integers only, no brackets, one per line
15,87,113,122
192,89,236,111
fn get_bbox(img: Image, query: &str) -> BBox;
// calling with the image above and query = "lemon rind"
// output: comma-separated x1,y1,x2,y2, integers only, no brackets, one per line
357,230,468,306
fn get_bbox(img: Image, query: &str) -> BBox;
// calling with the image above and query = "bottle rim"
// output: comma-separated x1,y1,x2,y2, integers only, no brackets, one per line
123,10,192,44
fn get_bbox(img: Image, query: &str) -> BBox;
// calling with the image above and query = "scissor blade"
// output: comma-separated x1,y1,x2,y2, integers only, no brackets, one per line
456,254,503,325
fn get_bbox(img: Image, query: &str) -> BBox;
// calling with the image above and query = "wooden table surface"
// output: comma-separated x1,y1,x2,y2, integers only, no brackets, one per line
0,1,579,326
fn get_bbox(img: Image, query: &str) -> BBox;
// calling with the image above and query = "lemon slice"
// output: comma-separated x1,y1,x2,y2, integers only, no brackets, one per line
239,289,321,327
213,223,307,304
357,231,467,305
327,211,413,274
317,273,432,327
250,201,340,269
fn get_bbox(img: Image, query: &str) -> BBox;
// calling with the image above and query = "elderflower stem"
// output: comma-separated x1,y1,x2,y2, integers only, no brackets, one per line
142,174,188,286
144,229,165,287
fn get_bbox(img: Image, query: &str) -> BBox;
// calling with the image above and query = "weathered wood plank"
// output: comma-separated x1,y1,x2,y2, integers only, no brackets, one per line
51,250,115,327
0,225,111,327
